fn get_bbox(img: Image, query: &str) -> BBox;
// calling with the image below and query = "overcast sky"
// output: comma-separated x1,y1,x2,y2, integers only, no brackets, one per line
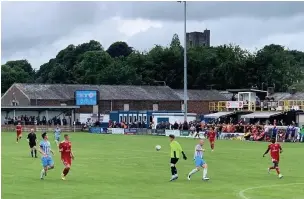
2,1,304,69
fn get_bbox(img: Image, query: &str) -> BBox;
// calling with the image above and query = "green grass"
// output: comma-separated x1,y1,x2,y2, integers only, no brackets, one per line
2,132,304,199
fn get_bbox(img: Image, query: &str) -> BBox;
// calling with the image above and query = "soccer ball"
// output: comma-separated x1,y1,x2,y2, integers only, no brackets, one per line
155,145,161,151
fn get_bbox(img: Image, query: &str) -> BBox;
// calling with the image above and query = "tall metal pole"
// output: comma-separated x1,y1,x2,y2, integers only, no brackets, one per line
183,1,188,122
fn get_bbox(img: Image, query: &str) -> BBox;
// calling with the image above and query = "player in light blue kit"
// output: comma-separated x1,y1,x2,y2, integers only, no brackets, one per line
54,125,61,146
39,132,55,180
187,139,209,181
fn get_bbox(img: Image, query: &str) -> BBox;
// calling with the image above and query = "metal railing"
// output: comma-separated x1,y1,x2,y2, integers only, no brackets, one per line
209,100,304,112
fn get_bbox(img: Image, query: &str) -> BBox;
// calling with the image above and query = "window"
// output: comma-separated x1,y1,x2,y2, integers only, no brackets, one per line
123,116,127,122
129,115,132,124
139,116,142,122
119,116,123,123
11,100,18,106
124,104,129,111
143,115,147,123
189,41,193,47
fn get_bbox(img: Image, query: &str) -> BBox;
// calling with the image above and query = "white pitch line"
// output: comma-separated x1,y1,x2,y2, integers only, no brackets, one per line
238,183,304,199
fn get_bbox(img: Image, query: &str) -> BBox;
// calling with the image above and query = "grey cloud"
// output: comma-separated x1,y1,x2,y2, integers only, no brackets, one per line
2,1,304,69
110,1,304,21
1,1,107,57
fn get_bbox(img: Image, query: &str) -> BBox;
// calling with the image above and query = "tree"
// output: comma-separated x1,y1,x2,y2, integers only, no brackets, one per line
106,41,133,58
170,34,181,49
5,60,34,75
1,65,32,92
2,37,304,93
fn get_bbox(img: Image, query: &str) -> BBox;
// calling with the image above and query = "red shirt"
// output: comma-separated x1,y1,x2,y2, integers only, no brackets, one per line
208,131,216,140
268,143,282,160
16,125,22,132
59,141,72,159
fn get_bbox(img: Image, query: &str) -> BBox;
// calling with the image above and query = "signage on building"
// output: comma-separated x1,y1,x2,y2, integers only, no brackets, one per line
226,101,243,109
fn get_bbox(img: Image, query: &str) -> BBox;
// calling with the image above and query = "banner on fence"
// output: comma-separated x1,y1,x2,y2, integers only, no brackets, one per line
89,127,108,134
165,130,180,137
221,133,244,140
179,130,190,138
110,128,124,135
124,128,137,135
151,129,166,136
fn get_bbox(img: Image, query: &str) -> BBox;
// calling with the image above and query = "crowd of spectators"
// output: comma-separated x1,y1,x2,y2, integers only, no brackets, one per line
152,119,304,142
4,115,69,126
108,121,146,129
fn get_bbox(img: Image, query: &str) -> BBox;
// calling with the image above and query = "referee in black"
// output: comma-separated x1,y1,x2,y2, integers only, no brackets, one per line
27,129,37,158
169,134,187,181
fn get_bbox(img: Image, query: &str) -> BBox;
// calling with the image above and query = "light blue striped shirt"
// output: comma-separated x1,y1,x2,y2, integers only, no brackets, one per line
39,140,52,156
194,144,203,159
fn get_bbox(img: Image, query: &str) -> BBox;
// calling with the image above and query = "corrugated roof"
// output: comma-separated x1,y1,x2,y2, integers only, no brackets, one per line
14,83,182,101
174,89,228,101
269,92,304,101
219,91,233,100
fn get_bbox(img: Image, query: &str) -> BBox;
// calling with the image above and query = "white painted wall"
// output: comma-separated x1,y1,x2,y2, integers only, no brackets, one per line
238,92,257,103
296,114,304,127
79,114,109,124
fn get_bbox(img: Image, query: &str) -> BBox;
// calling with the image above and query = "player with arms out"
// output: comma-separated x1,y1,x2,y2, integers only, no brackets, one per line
39,132,55,180
263,138,283,179
169,134,187,181
16,122,22,143
59,134,74,180
27,129,37,158
207,127,216,151
54,125,61,146
187,139,209,181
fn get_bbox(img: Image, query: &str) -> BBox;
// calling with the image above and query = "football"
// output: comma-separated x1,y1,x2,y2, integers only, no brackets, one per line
155,145,161,151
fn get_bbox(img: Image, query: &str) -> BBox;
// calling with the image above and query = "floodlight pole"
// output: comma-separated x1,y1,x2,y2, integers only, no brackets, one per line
182,1,188,122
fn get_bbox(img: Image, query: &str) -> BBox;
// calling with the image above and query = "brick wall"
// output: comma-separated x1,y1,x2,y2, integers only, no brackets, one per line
28,99,182,113
1,85,30,106
110,100,181,112
188,101,211,115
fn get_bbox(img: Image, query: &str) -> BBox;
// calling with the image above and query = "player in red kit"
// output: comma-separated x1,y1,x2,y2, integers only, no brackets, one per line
208,127,216,152
263,138,283,179
59,134,74,180
16,122,22,143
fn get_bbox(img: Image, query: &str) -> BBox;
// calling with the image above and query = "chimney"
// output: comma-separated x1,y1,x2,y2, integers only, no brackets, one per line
267,87,275,95
290,87,296,95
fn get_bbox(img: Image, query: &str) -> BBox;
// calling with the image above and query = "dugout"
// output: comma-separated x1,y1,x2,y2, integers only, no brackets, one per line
1,106,80,125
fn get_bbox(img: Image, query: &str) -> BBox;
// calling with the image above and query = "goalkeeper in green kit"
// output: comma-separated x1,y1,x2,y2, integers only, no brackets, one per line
168,134,187,181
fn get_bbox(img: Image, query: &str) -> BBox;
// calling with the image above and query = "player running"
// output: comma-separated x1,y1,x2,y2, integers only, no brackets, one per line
27,129,37,158
54,125,61,146
207,127,216,152
263,138,283,179
59,134,74,180
169,134,187,182
39,132,55,180
16,122,22,143
187,139,209,181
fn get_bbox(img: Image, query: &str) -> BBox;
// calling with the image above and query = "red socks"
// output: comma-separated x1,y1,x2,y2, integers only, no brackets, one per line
63,168,70,176
275,167,280,175
211,144,214,150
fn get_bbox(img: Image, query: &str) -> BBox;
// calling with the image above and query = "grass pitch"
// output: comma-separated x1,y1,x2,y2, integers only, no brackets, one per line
2,132,304,199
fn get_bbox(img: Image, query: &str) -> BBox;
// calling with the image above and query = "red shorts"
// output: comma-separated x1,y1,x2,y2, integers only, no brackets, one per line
61,158,72,167
17,131,22,136
272,157,279,163
209,139,215,143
